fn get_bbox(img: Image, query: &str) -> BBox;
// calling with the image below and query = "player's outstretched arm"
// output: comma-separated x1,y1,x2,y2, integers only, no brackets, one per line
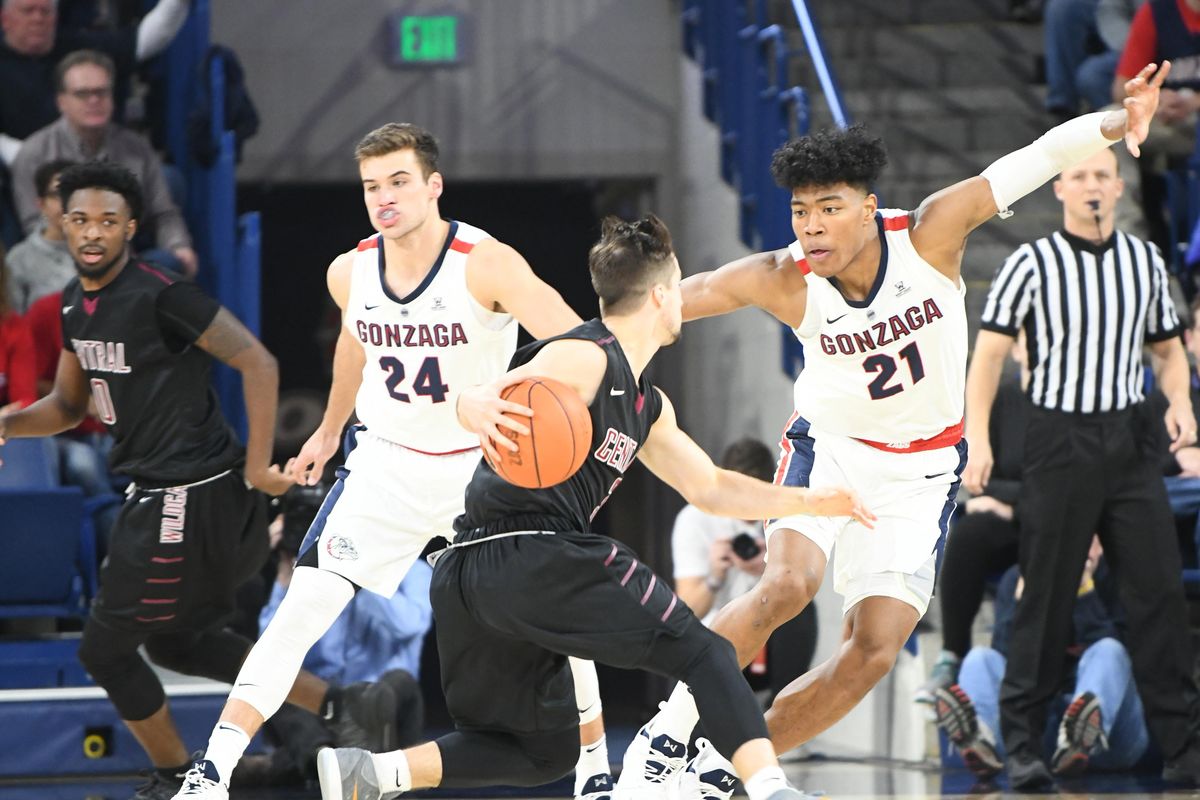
0,350,92,459
638,391,875,526
194,308,291,496
292,252,365,485
681,248,807,328
910,61,1172,279
466,239,582,339
456,338,605,465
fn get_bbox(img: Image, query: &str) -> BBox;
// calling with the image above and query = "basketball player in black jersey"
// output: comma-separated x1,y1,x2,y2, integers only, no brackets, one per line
314,216,874,800
0,163,378,800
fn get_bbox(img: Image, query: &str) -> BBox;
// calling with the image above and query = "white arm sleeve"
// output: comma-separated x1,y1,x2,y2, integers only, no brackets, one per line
980,111,1116,219
0,133,21,166
136,0,190,61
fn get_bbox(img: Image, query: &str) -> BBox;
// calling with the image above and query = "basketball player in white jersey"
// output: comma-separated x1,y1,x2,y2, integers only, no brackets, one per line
618,62,1172,797
174,123,609,800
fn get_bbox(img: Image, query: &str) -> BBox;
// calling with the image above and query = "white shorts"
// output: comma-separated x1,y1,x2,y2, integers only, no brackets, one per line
765,414,965,616
298,428,480,596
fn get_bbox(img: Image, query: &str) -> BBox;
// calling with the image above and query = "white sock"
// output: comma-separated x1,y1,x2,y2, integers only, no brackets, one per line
570,657,604,724
204,721,250,785
373,749,413,794
653,682,700,743
575,735,611,792
744,766,789,800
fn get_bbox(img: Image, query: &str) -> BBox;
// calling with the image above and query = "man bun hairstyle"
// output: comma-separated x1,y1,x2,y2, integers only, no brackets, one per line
770,124,888,194
589,214,675,315
58,161,144,222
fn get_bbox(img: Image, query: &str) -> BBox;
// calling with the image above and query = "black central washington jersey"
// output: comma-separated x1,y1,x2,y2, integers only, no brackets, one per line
454,319,664,539
60,261,244,485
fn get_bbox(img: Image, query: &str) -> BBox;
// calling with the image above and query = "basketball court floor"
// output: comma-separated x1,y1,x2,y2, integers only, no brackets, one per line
2,747,1192,799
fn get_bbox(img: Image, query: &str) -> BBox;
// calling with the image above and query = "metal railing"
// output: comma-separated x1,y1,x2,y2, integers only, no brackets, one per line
681,0,848,376
162,0,261,436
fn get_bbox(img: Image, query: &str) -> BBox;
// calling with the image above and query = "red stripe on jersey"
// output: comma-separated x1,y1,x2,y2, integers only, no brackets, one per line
357,236,379,252
449,238,475,255
137,262,174,285
772,410,801,485
795,258,812,275
397,442,481,457
856,418,963,453
883,214,909,231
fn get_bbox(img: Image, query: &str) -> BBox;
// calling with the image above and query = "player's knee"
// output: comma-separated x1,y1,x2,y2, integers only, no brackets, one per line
78,626,136,684
78,629,164,720
522,730,578,784
842,633,901,687
754,567,819,622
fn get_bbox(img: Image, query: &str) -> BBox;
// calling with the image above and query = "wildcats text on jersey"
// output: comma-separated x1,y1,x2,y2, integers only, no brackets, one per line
355,320,469,348
71,338,132,373
818,298,945,357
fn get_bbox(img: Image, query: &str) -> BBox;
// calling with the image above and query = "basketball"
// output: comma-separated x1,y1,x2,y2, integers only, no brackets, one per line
488,377,593,489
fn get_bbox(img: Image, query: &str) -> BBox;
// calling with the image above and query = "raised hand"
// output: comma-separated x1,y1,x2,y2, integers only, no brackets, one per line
1122,61,1172,157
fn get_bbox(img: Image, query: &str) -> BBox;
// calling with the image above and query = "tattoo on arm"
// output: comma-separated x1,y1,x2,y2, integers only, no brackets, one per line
195,308,255,364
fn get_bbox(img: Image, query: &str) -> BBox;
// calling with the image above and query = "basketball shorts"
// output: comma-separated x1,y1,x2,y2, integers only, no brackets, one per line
93,469,268,633
431,527,696,735
297,428,480,597
766,414,967,616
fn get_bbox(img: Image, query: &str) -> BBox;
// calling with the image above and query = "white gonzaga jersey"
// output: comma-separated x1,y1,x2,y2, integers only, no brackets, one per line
790,210,967,448
345,221,517,453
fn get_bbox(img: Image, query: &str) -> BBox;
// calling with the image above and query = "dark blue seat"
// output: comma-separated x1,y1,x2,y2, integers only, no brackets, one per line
0,437,116,619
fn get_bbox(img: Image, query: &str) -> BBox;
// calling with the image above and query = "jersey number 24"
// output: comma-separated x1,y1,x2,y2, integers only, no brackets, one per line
379,356,449,403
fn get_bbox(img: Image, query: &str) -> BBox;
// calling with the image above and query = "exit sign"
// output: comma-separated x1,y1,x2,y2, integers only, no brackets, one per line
386,13,469,67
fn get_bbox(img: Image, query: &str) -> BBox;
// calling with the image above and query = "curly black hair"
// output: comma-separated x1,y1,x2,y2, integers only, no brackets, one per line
58,161,143,222
769,124,888,193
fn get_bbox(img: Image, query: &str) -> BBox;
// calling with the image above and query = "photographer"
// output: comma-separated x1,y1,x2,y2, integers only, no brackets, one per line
671,438,818,700
235,483,432,787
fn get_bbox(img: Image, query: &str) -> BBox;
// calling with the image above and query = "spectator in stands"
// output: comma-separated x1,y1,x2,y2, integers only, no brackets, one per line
969,144,1200,790
915,336,1031,706
12,50,196,276
671,437,817,703
1044,0,1140,119
0,251,35,409
6,157,73,311
233,486,430,787
935,539,1149,781
1155,294,1200,557
0,0,190,163
1112,0,1200,248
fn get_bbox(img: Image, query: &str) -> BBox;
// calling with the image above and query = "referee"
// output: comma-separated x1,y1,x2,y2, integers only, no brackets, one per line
965,145,1200,790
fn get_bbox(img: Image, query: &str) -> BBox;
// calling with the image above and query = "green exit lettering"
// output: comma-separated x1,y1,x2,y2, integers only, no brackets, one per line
400,16,458,63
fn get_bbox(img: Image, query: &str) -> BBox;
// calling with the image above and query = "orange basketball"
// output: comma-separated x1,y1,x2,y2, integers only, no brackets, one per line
488,377,592,489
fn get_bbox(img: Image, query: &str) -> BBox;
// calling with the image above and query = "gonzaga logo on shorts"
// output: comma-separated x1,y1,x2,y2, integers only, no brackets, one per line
325,534,360,561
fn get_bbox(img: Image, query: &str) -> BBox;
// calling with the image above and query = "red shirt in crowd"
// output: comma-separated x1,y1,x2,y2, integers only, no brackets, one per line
24,291,106,434
1118,0,1200,79
0,310,36,408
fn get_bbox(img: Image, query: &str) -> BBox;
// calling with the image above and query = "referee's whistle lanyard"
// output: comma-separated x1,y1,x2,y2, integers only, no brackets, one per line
426,530,557,567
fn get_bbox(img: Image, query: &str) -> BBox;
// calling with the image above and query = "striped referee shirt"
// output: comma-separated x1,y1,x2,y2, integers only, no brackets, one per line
980,229,1181,414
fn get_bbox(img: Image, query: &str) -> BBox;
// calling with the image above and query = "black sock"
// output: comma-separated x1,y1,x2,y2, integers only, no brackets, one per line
321,685,343,721
156,760,192,781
